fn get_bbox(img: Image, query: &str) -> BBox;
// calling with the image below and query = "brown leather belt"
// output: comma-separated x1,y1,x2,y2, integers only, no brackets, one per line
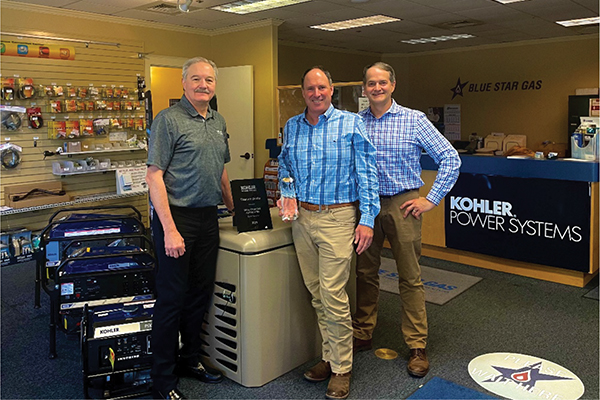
299,202,354,212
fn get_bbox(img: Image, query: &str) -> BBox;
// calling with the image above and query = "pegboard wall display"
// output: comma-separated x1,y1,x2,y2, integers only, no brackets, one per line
1,34,150,233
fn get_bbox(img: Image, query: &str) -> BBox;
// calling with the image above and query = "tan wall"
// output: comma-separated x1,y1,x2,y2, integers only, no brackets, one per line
0,2,278,236
212,25,279,173
278,44,380,86
383,36,600,148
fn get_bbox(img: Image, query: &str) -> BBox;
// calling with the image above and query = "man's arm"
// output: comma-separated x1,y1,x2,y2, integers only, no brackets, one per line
353,117,380,254
401,114,461,219
221,168,234,212
146,165,186,258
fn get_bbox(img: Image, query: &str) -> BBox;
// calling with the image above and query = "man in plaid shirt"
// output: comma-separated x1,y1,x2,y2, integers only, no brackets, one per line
352,62,461,378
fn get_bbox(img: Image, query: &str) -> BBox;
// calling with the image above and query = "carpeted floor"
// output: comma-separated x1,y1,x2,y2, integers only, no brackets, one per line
1,255,598,399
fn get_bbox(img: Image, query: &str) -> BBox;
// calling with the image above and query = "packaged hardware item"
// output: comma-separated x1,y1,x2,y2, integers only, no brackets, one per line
66,120,81,138
80,119,94,136
2,77,16,101
18,77,36,99
50,100,62,113
27,107,44,129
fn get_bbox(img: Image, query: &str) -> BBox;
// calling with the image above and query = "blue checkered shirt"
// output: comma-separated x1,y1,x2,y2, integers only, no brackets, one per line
359,100,461,205
278,105,380,228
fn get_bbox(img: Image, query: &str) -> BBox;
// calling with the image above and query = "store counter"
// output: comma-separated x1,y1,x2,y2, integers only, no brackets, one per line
419,154,599,287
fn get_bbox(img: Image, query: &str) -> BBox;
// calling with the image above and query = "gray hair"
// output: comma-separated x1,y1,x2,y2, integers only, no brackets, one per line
363,62,395,85
182,57,218,80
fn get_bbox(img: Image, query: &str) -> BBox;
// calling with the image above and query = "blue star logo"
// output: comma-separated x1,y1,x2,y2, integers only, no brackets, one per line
450,78,468,100
484,361,573,388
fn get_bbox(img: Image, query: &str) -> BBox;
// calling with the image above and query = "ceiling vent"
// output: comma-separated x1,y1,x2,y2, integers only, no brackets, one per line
139,1,202,14
434,20,483,29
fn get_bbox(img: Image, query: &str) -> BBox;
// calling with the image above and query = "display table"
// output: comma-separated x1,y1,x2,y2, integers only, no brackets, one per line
419,155,599,287
200,208,320,387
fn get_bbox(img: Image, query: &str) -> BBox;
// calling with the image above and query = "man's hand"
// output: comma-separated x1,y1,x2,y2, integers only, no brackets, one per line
355,225,374,255
277,197,298,222
164,229,186,258
400,197,435,220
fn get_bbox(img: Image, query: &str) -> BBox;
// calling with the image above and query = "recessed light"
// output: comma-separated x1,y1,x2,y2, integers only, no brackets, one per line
401,34,475,45
310,15,400,31
556,17,600,27
211,0,311,15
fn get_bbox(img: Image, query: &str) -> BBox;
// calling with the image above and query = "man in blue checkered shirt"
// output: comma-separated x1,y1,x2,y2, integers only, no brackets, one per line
352,62,461,378
278,66,380,400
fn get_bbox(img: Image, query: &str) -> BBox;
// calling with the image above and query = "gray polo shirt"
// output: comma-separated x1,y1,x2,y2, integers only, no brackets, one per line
147,95,231,208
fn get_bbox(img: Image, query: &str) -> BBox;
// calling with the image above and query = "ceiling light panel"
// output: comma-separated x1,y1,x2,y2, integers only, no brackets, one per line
556,17,600,27
401,33,475,45
211,0,311,14
310,15,401,31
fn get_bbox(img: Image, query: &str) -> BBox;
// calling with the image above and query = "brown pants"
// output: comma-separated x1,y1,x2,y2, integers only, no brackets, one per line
352,190,428,349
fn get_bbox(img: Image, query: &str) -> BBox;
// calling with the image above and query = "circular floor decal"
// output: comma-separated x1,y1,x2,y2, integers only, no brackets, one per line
468,352,584,400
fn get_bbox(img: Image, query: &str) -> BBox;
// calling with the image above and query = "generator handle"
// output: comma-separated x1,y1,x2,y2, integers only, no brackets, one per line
47,205,142,224
61,233,153,260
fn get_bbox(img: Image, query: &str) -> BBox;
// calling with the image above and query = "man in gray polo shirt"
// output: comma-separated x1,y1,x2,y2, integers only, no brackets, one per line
146,56,234,400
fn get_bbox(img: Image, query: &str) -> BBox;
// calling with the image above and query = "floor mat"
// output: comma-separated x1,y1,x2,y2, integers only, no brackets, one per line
407,376,497,399
379,257,482,305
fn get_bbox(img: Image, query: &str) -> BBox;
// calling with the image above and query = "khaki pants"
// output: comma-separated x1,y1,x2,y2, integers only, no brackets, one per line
292,205,356,374
353,190,428,349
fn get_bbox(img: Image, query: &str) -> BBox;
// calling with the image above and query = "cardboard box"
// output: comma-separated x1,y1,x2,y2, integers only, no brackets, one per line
5,182,70,209
484,133,505,150
503,135,527,152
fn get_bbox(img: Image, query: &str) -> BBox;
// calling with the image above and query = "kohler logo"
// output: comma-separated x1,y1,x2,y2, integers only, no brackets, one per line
450,196,513,217
99,327,120,335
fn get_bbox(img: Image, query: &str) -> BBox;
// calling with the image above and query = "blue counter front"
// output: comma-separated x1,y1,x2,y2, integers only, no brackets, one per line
419,154,599,287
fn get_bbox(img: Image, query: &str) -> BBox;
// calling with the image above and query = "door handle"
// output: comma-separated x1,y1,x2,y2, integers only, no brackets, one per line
240,152,251,160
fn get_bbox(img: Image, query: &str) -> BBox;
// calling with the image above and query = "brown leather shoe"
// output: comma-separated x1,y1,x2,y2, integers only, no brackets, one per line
326,371,351,399
303,360,331,382
353,337,372,353
407,348,430,377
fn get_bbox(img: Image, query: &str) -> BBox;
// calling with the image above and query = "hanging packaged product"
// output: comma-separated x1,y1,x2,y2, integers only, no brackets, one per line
66,120,81,138
27,107,44,129
85,101,95,111
124,101,133,111
1,105,26,131
50,100,63,113
134,117,145,131
0,142,23,169
80,119,94,136
110,118,123,129
113,101,121,111
65,100,77,113
78,87,88,98
93,118,110,135
48,120,67,139
89,86,99,98
95,100,107,110
67,86,77,98
18,77,36,99
105,101,114,111
2,78,15,101
114,88,122,98
76,100,85,112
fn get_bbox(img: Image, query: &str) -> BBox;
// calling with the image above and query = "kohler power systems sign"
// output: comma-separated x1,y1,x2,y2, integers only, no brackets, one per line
445,174,590,271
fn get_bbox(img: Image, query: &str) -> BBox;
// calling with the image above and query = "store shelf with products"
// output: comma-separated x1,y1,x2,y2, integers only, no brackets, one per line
0,191,147,216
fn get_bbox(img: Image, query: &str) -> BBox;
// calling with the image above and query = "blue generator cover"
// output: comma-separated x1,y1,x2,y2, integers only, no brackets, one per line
59,252,154,276
48,213,143,240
